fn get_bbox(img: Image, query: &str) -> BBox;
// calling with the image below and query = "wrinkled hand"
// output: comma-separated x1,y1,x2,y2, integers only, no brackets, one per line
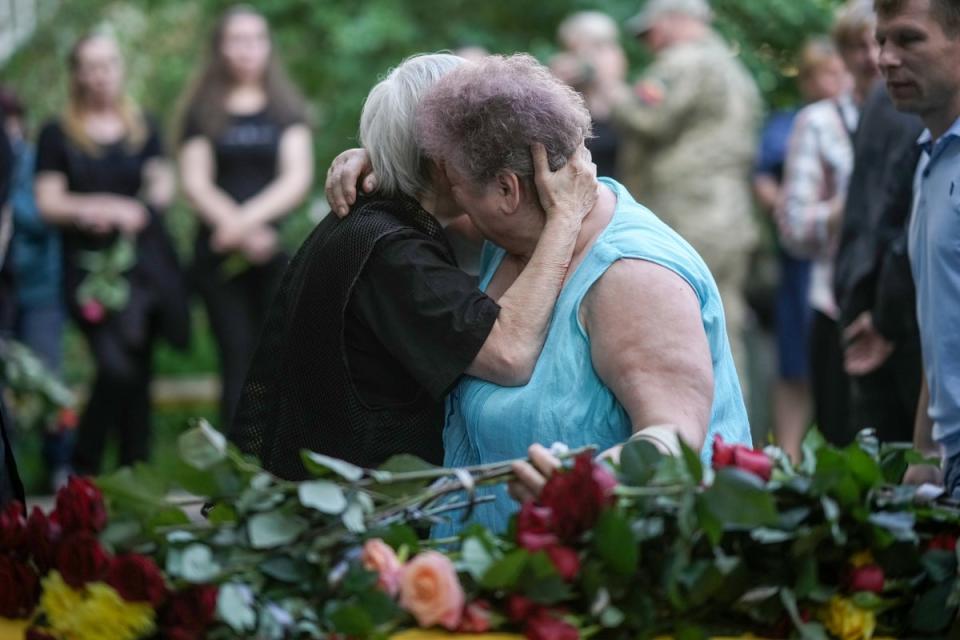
531,143,598,226
240,226,279,265
843,312,894,376
508,443,562,504
325,148,376,218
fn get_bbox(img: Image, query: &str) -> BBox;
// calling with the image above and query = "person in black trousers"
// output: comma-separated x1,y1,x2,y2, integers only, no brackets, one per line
834,81,924,444
178,6,313,432
34,33,189,475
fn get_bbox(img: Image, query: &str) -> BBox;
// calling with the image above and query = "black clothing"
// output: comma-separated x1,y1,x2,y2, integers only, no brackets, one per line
833,83,924,443
35,118,189,474
810,311,852,447
231,195,499,480
35,120,189,347
183,108,288,205
0,121,24,509
588,118,620,181
73,319,155,474
183,109,303,430
834,83,924,338
194,254,286,430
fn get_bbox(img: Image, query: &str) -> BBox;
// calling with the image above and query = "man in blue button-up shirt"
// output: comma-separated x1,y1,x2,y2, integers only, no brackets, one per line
875,0,960,495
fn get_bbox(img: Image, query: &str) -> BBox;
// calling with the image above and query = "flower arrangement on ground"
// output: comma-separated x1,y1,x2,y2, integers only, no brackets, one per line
1,420,957,639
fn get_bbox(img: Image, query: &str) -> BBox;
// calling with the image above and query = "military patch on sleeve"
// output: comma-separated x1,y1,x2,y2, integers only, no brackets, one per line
634,78,666,106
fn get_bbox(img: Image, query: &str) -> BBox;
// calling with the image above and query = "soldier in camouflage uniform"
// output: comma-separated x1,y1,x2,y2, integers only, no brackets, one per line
606,0,761,380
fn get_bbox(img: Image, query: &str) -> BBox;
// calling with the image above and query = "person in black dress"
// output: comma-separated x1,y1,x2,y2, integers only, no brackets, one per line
34,33,189,475
178,6,313,432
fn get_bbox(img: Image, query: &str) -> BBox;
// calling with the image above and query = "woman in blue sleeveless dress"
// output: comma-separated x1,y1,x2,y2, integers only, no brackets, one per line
418,54,752,537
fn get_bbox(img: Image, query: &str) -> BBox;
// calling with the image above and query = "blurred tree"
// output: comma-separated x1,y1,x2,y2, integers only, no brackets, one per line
5,0,841,202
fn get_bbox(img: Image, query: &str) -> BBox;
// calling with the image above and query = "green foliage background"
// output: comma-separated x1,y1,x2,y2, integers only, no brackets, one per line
7,0,841,183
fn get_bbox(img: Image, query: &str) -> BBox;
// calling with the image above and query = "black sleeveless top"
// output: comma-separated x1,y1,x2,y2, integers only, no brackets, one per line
231,196,498,479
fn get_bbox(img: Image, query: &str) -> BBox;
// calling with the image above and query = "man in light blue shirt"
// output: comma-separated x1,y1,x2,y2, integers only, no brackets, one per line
875,0,960,495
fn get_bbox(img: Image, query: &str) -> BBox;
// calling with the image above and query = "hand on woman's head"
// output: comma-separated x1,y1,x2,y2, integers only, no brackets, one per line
531,142,599,225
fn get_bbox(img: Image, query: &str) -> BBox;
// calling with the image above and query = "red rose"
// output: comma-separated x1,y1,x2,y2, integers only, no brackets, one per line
539,453,615,541
54,476,107,534
161,585,219,639
848,564,885,594
25,507,61,573
0,554,40,618
525,610,579,640
545,546,580,581
712,436,773,482
516,503,559,551
80,300,106,324
928,533,958,552
506,594,539,622
56,531,111,588
458,600,493,633
107,554,168,606
0,501,26,552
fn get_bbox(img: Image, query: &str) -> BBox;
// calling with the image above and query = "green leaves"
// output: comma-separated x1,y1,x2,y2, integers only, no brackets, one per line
619,439,663,486
480,548,529,590
178,419,228,470
301,450,364,481
247,511,309,549
594,510,637,576
701,467,779,528
298,480,348,514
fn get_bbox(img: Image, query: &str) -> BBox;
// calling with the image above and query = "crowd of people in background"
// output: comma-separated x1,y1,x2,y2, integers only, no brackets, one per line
0,0,959,503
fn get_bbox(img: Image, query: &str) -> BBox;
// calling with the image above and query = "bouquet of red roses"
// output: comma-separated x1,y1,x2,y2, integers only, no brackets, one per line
0,477,217,640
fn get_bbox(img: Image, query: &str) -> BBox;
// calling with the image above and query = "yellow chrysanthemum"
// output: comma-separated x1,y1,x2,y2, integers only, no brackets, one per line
39,571,85,629
70,583,155,640
39,573,155,640
849,551,875,568
820,595,876,640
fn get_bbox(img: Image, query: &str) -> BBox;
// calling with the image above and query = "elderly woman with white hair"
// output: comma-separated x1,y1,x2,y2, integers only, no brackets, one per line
229,53,598,479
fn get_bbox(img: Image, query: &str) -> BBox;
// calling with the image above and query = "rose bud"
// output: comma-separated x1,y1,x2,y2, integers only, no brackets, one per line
0,501,26,552
0,554,39,618
56,531,111,588
80,300,106,324
458,600,493,633
927,533,958,552
54,476,107,534
25,506,61,572
732,448,774,482
526,610,579,640
848,564,885,594
712,435,735,468
545,546,581,581
106,554,169,606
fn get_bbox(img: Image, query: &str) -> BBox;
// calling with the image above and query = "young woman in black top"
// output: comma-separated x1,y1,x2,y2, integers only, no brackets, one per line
34,33,189,475
178,6,313,432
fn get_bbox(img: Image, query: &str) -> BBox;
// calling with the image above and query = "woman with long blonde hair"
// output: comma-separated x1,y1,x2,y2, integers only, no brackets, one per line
178,5,313,432
35,31,189,475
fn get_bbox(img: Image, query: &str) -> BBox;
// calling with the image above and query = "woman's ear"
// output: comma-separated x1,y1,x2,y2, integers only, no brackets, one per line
495,171,522,215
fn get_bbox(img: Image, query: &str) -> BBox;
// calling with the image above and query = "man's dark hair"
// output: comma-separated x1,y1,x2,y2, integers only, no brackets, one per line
875,0,960,37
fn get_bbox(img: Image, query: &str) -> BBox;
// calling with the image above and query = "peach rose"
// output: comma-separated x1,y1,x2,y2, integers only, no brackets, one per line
398,551,464,630
361,539,402,597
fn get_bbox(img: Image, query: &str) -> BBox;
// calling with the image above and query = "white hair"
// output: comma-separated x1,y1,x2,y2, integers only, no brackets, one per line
359,53,465,198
